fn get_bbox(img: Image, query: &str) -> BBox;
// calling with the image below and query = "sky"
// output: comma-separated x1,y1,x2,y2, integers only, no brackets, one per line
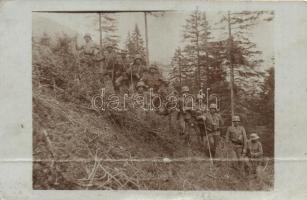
32,11,274,69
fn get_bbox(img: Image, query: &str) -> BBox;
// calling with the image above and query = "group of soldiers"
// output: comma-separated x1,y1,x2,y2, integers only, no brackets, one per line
176,87,264,175
76,33,264,176
76,33,167,97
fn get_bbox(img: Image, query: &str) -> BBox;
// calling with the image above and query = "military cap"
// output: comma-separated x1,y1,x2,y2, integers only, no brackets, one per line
136,81,147,88
250,133,260,140
232,115,241,122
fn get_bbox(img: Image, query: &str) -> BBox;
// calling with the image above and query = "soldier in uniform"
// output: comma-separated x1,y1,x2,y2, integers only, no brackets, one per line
225,115,248,169
177,86,197,145
142,64,162,93
126,54,146,92
114,50,129,93
102,44,118,93
79,33,99,67
202,103,224,158
135,81,148,95
103,44,118,78
76,33,100,100
246,133,264,174
134,81,149,120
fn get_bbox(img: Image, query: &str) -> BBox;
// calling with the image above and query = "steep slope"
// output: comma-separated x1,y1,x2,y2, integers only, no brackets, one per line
32,40,273,190
32,89,273,190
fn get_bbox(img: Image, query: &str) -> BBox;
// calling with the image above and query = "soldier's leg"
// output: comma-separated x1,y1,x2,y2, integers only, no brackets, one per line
197,123,205,146
250,157,257,174
212,134,221,158
206,134,215,157
246,158,253,175
178,115,185,136
184,120,191,145
241,156,251,175
104,74,115,94
234,146,243,169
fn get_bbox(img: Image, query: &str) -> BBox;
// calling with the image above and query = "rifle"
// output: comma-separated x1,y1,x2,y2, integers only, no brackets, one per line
203,118,214,167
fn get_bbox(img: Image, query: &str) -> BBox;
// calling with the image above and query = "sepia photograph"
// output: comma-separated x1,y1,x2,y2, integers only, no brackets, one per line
32,9,274,190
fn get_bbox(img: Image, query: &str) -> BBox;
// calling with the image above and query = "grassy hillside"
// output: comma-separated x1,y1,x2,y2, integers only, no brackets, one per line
32,40,273,190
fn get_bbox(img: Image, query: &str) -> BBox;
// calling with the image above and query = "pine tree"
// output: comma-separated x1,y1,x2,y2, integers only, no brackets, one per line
214,11,274,118
125,32,132,51
199,12,212,87
126,24,146,60
92,13,119,47
182,9,213,91
100,13,119,47
169,47,186,90
182,8,202,91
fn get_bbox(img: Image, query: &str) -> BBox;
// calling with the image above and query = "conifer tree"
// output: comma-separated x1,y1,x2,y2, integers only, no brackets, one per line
126,24,146,60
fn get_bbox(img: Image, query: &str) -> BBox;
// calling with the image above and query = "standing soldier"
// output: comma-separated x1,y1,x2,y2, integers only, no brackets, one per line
154,78,170,116
246,133,264,175
202,103,224,158
76,33,100,100
225,115,248,170
118,50,129,69
114,50,129,93
103,44,118,78
134,81,149,120
102,44,118,93
126,54,146,92
78,33,99,68
177,86,197,145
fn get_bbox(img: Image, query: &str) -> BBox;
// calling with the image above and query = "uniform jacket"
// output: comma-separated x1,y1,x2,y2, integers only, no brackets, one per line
104,52,118,70
81,41,98,55
142,72,162,90
247,140,263,158
126,64,146,79
204,112,224,135
226,125,248,151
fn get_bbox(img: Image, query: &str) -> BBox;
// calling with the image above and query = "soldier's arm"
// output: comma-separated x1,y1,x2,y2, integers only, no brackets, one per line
256,142,264,157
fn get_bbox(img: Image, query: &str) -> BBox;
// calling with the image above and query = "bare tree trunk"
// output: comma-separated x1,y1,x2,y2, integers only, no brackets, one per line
227,11,235,119
99,13,103,50
144,12,150,65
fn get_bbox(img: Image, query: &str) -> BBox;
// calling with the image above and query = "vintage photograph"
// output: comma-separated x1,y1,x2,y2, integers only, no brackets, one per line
32,9,274,190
